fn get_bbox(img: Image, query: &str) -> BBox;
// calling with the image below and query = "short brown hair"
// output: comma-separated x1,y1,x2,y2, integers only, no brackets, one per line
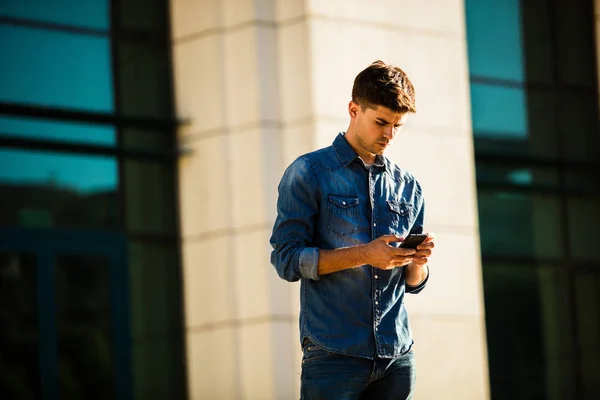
351,60,416,113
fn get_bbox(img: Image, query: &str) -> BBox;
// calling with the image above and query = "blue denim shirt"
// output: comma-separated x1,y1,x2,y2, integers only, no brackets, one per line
270,133,428,360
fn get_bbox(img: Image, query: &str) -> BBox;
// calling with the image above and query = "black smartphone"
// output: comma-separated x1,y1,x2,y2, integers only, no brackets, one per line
399,234,427,249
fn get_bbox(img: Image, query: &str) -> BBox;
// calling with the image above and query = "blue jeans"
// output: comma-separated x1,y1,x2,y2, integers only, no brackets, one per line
300,340,416,400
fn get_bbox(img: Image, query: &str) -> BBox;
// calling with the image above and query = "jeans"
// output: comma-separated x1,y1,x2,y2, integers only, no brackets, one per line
300,340,416,400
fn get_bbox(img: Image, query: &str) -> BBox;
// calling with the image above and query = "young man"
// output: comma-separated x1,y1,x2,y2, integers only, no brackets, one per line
270,60,435,400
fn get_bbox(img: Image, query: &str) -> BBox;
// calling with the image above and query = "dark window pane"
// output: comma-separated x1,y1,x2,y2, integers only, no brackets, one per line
0,115,116,146
471,83,527,136
0,148,118,229
483,264,575,399
0,252,40,400
466,0,525,81
478,191,563,259
128,242,184,399
567,196,600,261
558,93,600,163
476,164,560,188
521,0,554,85
124,160,175,234
122,128,172,151
556,0,596,86
0,0,109,30
119,0,165,31
55,254,114,400
0,25,113,112
117,42,172,118
574,270,600,399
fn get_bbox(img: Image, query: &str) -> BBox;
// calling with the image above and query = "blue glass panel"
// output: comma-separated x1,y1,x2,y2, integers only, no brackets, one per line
465,0,525,81
470,83,528,137
0,0,109,30
0,149,118,229
0,115,116,146
0,25,113,112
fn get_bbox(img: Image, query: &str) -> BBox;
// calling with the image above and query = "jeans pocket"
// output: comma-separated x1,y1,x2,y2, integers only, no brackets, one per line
302,341,334,365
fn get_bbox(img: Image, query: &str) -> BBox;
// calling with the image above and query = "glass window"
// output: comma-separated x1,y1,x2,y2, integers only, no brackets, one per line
118,0,165,31
465,0,525,81
124,161,175,234
476,164,560,188
0,115,116,146
55,254,114,400
567,196,600,261
470,83,528,136
0,0,109,30
574,270,600,399
556,0,596,86
483,263,575,399
477,191,563,259
0,25,113,112
0,148,118,229
520,0,555,84
128,242,184,399
117,42,172,118
558,92,600,163
0,252,40,399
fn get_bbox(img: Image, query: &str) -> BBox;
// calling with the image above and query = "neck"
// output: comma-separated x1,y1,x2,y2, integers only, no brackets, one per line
344,127,376,164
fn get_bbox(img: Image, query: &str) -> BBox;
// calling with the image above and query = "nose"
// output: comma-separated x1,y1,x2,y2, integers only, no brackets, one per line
383,125,394,139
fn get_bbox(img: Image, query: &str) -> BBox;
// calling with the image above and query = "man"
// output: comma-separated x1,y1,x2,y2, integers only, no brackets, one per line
270,60,435,400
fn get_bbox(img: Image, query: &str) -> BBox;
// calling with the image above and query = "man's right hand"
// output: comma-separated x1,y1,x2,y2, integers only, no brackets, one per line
364,235,416,270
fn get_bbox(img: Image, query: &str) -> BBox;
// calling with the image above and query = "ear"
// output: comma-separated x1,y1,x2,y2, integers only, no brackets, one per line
348,101,360,118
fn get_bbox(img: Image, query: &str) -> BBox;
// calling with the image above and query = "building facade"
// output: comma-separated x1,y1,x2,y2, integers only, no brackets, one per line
0,0,598,399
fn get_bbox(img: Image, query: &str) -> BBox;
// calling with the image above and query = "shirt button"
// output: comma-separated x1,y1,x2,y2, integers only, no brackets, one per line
374,275,379,279
373,223,376,227
342,201,346,205
375,301,379,305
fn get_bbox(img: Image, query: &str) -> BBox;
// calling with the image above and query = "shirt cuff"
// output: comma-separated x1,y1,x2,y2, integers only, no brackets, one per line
406,265,429,294
299,247,320,280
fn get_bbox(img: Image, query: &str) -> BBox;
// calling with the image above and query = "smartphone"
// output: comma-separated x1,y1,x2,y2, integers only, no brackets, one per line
399,234,427,249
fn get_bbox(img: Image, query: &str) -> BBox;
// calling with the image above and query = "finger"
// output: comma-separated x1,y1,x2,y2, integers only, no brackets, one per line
424,232,436,243
414,249,432,257
394,247,416,256
416,242,435,250
380,234,403,243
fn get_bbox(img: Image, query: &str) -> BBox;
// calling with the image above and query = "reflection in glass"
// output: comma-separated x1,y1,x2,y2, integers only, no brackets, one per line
470,83,528,136
0,149,118,229
559,93,600,163
477,190,563,259
128,242,184,399
0,0,109,30
0,115,116,146
483,264,574,400
465,0,524,81
55,255,113,399
0,252,40,399
0,25,113,112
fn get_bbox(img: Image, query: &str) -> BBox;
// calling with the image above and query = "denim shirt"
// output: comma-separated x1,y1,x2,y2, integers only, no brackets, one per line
270,133,428,360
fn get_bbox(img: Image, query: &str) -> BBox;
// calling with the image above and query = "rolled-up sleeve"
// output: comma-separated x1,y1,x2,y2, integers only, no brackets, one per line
270,157,321,282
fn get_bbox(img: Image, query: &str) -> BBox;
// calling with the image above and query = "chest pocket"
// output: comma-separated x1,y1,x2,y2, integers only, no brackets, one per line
387,200,414,236
327,194,360,236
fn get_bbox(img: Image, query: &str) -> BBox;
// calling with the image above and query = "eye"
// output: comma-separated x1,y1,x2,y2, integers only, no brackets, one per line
376,121,385,126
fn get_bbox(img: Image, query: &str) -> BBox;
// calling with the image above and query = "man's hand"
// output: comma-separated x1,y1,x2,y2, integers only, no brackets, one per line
405,233,435,286
409,233,435,267
364,235,416,270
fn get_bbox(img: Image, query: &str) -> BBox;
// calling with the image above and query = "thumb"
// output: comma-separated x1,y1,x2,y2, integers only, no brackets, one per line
380,234,403,243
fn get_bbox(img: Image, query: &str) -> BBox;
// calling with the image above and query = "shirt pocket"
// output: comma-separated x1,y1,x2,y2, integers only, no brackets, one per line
326,194,360,236
386,200,414,236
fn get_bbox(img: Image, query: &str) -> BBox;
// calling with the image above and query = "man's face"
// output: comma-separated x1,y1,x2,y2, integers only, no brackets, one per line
349,101,408,157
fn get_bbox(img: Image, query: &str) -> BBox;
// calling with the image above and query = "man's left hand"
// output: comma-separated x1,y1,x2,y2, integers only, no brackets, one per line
409,232,435,268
